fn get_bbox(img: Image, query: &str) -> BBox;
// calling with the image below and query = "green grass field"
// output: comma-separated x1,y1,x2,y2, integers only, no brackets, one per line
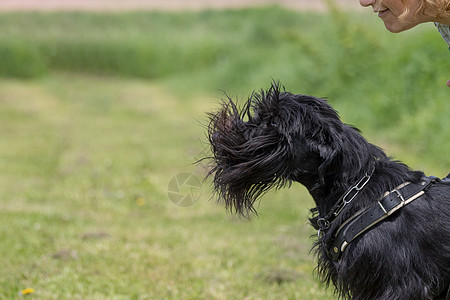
0,75,333,299
0,5,449,299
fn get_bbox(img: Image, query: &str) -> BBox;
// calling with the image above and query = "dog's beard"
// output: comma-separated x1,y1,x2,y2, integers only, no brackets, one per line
207,95,292,216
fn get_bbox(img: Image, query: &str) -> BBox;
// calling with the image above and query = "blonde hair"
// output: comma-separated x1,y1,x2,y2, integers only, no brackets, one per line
395,0,450,20
418,0,450,19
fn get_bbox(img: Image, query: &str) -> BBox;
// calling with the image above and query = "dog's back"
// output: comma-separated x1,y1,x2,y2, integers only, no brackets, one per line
335,179,450,300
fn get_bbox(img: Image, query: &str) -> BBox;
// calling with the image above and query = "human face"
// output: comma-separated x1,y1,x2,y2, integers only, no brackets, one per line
359,0,434,33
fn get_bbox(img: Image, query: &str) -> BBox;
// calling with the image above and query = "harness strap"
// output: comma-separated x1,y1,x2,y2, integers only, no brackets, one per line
329,176,439,262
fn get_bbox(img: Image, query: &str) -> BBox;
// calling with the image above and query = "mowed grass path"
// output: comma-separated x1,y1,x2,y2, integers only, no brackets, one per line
0,75,334,299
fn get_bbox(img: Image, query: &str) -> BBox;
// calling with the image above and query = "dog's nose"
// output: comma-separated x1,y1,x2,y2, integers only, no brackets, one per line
359,0,375,7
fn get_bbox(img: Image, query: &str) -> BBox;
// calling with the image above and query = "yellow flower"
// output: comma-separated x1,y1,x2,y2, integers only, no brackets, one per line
21,288,35,295
136,198,145,206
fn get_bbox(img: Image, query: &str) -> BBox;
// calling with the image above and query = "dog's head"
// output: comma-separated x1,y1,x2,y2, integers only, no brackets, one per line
207,83,382,216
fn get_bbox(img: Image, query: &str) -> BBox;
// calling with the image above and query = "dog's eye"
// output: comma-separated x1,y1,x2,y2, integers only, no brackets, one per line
269,121,277,128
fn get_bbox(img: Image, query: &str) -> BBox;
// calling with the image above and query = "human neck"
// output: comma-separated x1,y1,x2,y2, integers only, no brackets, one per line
435,16,450,26
423,5,450,25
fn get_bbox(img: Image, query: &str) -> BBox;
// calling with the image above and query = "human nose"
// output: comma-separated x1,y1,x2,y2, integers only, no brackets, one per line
359,0,375,7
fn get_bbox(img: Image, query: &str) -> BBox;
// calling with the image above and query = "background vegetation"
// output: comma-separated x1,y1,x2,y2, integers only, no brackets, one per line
0,3,448,299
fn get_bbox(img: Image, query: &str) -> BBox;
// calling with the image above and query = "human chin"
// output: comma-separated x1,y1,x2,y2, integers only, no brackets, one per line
379,9,424,33
383,22,412,33
381,16,417,33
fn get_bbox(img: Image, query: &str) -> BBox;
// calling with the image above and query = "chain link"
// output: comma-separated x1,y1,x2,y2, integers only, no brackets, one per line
342,172,372,204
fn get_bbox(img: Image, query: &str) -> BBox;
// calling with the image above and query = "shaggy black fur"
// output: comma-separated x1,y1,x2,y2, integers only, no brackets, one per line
206,83,450,299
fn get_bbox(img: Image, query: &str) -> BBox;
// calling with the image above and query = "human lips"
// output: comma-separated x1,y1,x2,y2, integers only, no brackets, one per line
375,8,389,17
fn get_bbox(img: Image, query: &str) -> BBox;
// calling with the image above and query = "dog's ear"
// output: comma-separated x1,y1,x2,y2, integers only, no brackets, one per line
317,146,338,183
316,128,343,184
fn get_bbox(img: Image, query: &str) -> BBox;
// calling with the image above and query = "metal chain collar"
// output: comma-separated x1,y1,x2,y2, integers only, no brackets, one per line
317,168,374,238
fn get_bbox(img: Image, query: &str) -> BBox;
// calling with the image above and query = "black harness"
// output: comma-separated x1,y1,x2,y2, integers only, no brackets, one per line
317,174,448,262
329,175,439,261
316,172,450,300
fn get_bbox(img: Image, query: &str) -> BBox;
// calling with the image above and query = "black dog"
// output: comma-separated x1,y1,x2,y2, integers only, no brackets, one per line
206,83,450,300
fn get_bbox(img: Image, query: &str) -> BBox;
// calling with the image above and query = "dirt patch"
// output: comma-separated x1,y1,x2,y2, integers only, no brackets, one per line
0,0,362,12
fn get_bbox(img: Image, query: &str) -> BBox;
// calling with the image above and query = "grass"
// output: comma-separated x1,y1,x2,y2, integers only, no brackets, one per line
0,75,335,299
0,4,449,299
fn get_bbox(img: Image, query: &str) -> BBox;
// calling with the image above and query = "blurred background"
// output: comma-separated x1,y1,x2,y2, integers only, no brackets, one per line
0,0,448,298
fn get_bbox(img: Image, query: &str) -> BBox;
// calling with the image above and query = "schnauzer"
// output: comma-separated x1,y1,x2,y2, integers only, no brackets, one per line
206,83,450,300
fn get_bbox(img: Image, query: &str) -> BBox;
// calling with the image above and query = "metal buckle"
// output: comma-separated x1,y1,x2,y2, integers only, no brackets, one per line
392,189,405,203
378,189,404,215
